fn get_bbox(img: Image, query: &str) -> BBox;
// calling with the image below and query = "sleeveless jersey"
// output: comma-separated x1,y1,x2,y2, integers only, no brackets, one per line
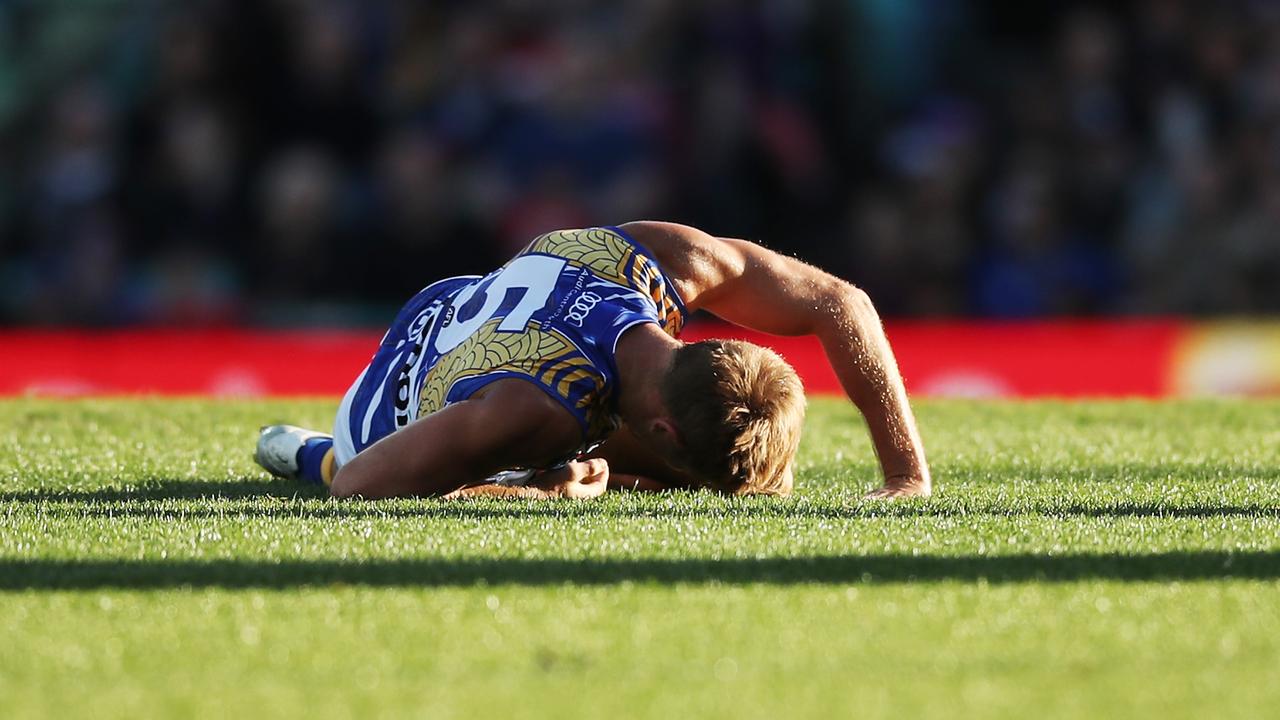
338,226,687,463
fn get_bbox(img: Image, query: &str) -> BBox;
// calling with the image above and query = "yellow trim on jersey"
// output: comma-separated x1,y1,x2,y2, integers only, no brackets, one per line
556,367,595,400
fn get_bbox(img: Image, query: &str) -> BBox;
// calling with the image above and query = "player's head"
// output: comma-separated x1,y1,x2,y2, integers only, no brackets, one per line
653,339,806,495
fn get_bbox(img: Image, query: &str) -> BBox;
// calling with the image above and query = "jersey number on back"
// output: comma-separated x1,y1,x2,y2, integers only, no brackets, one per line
434,255,567,354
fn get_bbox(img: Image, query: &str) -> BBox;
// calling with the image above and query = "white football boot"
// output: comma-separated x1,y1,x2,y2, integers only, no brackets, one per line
254,424,329,481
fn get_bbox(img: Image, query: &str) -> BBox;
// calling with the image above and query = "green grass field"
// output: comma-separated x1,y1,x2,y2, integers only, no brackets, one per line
1,397,1278,719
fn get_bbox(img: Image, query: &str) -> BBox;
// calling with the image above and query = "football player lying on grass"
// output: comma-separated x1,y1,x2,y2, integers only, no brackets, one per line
254,222,931,500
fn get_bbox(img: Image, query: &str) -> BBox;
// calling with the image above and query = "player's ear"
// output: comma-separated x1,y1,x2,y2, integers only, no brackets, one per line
649,418,684,451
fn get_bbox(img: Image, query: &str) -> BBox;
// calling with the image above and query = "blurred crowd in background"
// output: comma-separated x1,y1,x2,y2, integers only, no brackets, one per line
3,0,1280,325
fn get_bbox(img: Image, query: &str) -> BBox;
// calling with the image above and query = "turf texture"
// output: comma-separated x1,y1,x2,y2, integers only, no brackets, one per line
1,397,1278,719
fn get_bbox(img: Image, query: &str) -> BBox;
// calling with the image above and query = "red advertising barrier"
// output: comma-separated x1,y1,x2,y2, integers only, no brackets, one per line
683,320,1187,398
0,329,379,397
0,320,1276,398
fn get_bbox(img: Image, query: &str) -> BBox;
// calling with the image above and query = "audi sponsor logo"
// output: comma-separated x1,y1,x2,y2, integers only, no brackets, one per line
564,291,602,327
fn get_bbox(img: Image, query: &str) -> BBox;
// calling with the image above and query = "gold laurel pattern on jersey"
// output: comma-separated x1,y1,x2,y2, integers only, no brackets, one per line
526,227,685,336
526,228,631,285
418,318,608,431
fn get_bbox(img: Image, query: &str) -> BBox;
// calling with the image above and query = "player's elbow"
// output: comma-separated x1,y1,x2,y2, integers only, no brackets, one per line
328,466,362,499
329,461,386,499
820,279,880,328
845,284,880,321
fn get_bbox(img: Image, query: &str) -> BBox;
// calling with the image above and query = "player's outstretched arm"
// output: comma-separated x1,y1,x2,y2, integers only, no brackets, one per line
620,221,930,498
330,379,597,500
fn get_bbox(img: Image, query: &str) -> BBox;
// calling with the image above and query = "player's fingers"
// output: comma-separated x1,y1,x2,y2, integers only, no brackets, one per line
864,487,902,499
865,485,930,500
580,458,609,484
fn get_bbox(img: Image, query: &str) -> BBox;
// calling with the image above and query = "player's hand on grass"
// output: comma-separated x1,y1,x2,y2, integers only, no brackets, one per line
865,473,931,500
533,458,610,499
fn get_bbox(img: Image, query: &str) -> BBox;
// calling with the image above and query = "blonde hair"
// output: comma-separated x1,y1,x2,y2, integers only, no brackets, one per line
659,340,806,495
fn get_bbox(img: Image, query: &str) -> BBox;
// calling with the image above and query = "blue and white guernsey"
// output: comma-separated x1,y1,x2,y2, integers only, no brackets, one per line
332,226,687,467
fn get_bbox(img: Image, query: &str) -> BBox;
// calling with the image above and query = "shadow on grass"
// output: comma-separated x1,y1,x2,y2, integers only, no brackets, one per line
3,480,1278,521
0,479,328,502
1,551,1277,590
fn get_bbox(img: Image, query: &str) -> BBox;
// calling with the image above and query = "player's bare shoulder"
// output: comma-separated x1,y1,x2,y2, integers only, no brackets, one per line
617,221,740,309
